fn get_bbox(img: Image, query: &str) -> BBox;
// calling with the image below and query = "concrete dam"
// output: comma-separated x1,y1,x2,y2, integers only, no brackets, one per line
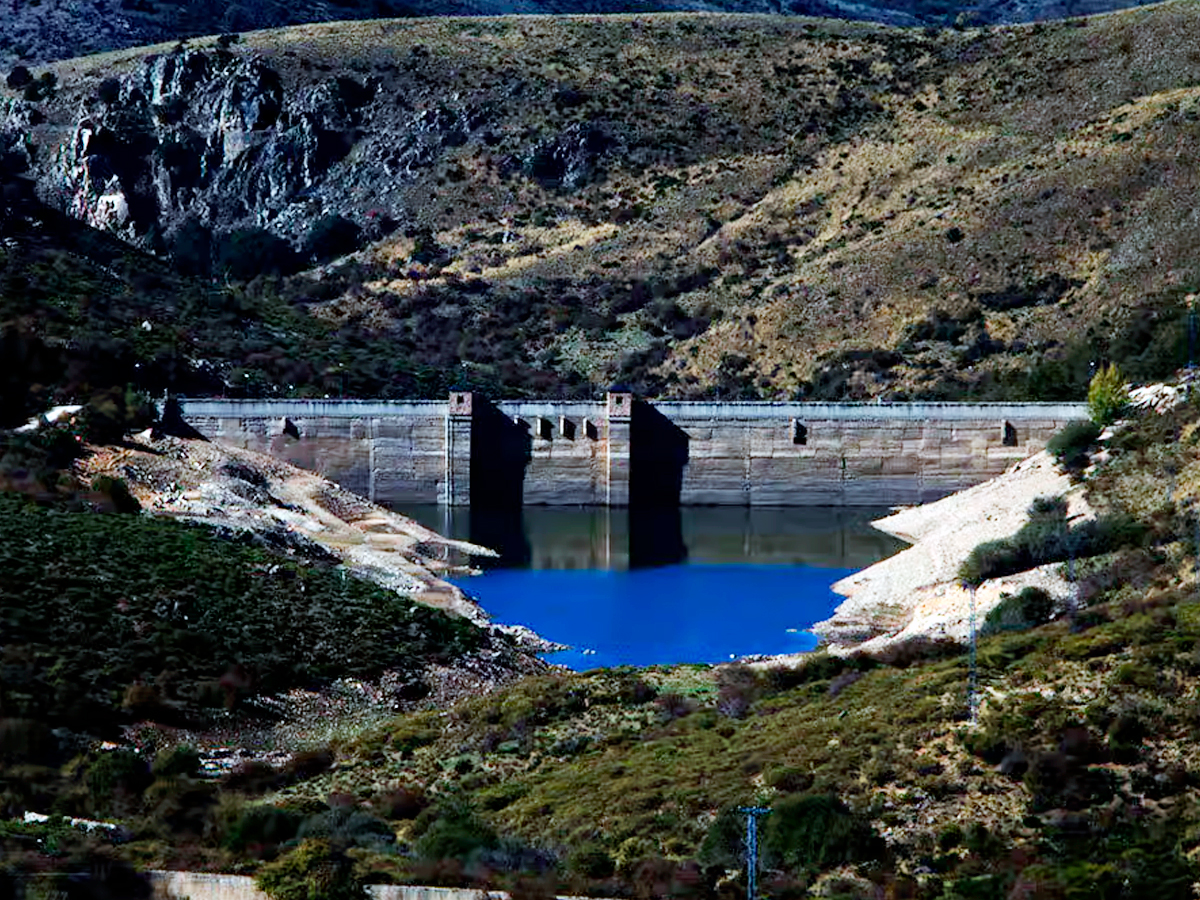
179,394,1087,509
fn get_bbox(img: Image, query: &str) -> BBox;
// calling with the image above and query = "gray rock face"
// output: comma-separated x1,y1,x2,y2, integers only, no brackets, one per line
47,50,375,260
20,46,627,275
0,98,40,174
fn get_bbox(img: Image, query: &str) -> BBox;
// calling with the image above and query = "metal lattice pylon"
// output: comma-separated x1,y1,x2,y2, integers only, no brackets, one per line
737,806,771,900
967,585,978,726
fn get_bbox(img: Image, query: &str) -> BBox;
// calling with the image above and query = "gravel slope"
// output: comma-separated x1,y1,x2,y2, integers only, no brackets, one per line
813,450,1092,652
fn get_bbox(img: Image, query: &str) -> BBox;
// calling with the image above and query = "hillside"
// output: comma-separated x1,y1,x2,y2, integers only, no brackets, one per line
224,388,1200,899
8,382,1200,897
2,8,1198,401
0,0,1164,71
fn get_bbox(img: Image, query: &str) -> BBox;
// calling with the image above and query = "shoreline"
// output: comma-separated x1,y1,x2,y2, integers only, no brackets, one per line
809,450,1090,654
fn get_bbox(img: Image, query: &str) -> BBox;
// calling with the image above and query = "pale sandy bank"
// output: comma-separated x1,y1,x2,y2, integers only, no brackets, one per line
812,450,1092,653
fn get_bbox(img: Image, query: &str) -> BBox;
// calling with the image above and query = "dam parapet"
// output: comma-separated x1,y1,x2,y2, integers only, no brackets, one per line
179,395,1087,509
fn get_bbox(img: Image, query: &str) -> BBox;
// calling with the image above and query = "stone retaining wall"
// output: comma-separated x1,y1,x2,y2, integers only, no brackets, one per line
148,871,597,900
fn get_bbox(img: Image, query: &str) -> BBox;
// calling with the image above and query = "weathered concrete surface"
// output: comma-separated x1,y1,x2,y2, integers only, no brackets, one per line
179,397,1087,508
148,871,605,900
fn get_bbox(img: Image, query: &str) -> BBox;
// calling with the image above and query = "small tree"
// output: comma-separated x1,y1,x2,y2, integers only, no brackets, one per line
1087,363,1129,426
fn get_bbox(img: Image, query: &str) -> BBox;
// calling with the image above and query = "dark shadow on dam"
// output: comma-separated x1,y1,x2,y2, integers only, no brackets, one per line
628,400,689,567
470,400,531,510
465,399,532,567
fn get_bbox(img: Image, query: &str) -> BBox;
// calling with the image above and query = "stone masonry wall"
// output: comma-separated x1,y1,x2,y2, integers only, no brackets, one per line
179,398,1087,508
148,871,602,900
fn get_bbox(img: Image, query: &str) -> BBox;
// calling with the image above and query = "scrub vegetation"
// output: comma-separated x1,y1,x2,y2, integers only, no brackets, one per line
11,3,1200,898
6,5,1200,402
229,390,1200,899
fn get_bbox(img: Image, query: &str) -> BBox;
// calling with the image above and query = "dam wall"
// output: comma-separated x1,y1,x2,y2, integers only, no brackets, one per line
146,871,602,900
179,394,1087,508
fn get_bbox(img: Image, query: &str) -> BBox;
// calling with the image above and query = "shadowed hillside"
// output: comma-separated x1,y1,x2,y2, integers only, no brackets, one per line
0,0,1167,69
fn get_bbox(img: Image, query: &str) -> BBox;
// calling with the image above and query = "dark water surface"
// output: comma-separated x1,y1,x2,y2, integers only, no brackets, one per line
401,506,905,669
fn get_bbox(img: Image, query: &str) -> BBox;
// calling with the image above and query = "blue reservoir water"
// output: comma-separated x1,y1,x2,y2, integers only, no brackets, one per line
401,506,904,670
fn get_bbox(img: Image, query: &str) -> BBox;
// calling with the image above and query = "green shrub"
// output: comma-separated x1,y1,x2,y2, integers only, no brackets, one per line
1087,363,1130,425
1047,420,1101,473
256,839,368,900
982,587,1054,635
80,385,157,446
22,71,56,102
762,794,884,873
698,806,746,870
959,495,1142,586
296,804,395,853
151,744,201,779
567,843,616,879
412,800,497,863
87,750,151,800
222,804,303,853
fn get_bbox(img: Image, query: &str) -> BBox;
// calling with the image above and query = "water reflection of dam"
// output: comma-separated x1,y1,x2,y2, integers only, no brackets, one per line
404,505,907,572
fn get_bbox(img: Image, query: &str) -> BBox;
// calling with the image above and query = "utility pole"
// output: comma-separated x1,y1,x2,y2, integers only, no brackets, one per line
1187,293,1197,370
1065,512,1084,628
737,806,771,900
1189,500,1200,601
967,585,978,726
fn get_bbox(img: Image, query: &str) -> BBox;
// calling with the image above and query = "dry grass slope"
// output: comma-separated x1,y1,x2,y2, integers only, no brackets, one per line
9,5,1200,400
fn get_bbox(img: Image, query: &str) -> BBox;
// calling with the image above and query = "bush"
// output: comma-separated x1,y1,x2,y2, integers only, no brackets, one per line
715,665,762,719
80,385,157,445
982,587,1054,636
86,750,151,814
96,77,121,104
152,744,201,779
568,843,615,879
412,800,497,863
372,783,428,820
959,497,1069,586
256,839,368,900
763,794,884,873
6,66,32,89
303,216,362,264
213,228,300,280
1087,363,1130,425
281,749,335,784
699,806,746,870
296,804,395,853
22,71,57,102
960,498,1148,587
222,804,303,854
1047,420,1101,473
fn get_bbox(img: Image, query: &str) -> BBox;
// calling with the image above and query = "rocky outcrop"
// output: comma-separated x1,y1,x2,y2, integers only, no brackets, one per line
52,50,373,252
21,45,632,275
0,97,40,174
